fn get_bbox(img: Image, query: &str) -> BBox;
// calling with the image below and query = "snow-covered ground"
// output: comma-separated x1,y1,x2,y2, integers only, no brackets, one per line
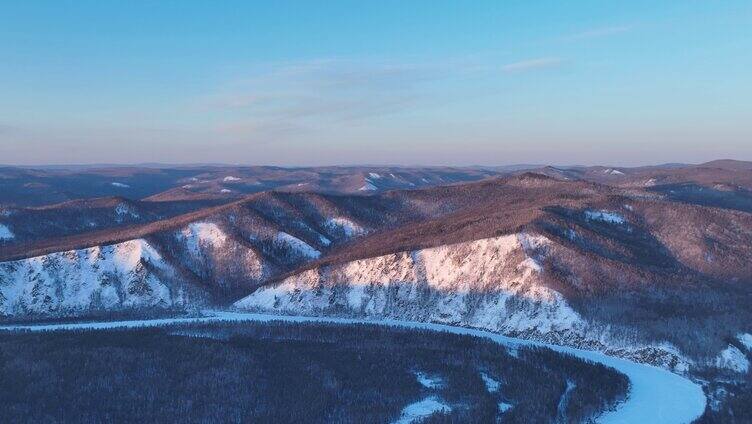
585,210,627,225
325,217,365,238
179,222,227,256
393,396,450,424
235,233,586,338
359,182,377,191
0,223,14,241
115,202,139,220
480,372,501,393
0,239,177,315
715,345,750,373
414,372,444,389
0,310,706,424
274,232,320,259
738,333,752,351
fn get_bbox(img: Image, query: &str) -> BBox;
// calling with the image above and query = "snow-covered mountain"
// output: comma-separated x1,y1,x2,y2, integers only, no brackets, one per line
234,231,690,370
2,172,751,378
0,239,199,316
236,233,581,335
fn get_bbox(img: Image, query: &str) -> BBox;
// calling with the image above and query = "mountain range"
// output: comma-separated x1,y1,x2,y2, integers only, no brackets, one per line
1,161,751,388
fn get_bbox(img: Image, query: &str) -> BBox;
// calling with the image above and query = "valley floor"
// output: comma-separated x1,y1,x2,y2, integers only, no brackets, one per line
0,310,706,423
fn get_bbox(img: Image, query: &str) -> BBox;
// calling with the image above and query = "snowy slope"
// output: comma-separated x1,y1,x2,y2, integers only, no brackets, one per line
325,217,365,238
0,224,14,241
173,222,266,290
236,233,584,337
0,239,196,316
274,232,321,259
235,232,691,369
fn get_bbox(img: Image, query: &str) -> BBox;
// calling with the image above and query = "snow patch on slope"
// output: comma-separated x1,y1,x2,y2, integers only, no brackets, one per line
414,372,444,389
738,333,752,351
0,224,14,241
393,397,451,424
325,217,365,238
585,210,626,225
111,182,130,188
274,232,320,259
359,182,377,191
715,345,750,373
178,222,227,257
481,372,501,393
223,176,241,182
115,202,139,220
317,233,332,247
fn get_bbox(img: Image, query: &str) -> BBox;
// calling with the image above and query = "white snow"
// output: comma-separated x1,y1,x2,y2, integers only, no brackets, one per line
0,310,707,424
111,182,130,188
179,222,227,257
359,182,377,191
604,169,625,175
414,372,444,389
0,239,175,315
237,233,584,335
715,345,750,373
738,333,752,351
223,176,241,182
325,217,365,238
585,210,626,225
0,224,14,241
498,402,513,412
393,397,451,424
520,257,542,273
369,172,382,179
317,234,332,247
274,232,320,259
480,372,501,393
115,202,139,219
220,189,232,193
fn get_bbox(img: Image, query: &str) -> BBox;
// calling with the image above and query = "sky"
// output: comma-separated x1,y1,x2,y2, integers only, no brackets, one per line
1,0,751,166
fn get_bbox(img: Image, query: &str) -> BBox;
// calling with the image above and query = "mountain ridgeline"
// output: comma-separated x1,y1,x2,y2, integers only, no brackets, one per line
1,162,752,383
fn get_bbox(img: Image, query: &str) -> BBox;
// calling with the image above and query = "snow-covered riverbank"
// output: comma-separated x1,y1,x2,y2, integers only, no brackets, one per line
0,311,706,423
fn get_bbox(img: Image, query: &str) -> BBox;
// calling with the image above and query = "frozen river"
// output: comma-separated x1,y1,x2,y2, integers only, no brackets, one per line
0,311,706,424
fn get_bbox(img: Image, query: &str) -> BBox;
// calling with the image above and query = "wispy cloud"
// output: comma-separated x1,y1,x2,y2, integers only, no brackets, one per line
502,57,563,73
563,25,633,41
206,59,458,137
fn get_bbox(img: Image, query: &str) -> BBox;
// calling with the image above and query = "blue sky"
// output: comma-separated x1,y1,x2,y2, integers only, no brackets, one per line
1,1,751,166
